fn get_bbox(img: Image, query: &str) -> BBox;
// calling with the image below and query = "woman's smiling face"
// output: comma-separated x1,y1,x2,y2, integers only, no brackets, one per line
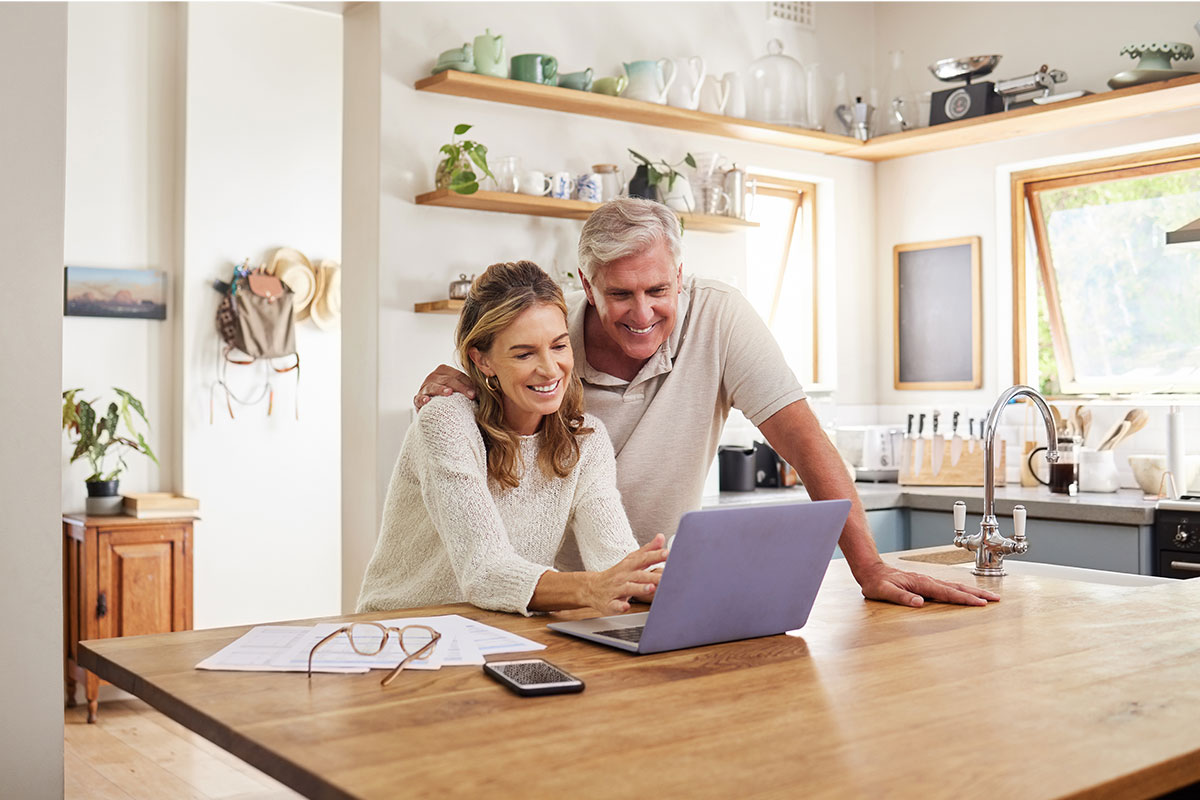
470,303,573,435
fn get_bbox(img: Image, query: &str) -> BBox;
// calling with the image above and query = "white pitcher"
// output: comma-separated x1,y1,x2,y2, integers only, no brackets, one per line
723,71,746,118
665,56,706,110
623,59,677,104
697,74,730,115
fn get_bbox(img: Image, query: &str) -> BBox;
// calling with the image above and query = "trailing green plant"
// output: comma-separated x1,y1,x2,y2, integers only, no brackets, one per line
436,123,496,195
628,148,696,193
62,387,158,483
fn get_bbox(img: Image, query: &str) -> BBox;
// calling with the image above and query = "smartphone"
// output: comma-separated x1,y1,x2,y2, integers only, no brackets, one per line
483,659,585,696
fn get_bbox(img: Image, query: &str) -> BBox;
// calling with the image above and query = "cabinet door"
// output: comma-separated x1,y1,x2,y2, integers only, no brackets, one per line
97,525,189,638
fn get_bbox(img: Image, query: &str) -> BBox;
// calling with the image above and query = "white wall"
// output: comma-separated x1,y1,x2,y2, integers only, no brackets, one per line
0,4,67,796
338,2,881,602
872,3,1200,484
180,2,344,627
62,2,180,506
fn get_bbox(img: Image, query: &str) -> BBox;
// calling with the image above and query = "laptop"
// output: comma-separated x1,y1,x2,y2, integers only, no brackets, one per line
547,499,851,654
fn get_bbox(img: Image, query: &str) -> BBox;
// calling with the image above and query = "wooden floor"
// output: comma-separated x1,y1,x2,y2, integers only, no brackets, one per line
65,699,303,800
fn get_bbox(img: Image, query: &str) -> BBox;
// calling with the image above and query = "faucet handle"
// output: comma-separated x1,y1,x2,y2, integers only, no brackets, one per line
1013,504,1027,541
953,500,966,535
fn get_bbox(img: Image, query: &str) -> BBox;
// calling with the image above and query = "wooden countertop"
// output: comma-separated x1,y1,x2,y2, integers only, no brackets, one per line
80,554,1200,799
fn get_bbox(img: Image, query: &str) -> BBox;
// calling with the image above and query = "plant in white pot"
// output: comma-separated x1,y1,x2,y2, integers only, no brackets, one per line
62,388,158,515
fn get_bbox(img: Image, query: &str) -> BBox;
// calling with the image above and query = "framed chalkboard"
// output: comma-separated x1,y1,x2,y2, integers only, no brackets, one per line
893,236,981,390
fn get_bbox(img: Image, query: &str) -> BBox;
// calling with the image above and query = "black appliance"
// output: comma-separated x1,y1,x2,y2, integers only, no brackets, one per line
1154,496,1200,579
930,82,1004,125
718,446,756,492
754,441,781,488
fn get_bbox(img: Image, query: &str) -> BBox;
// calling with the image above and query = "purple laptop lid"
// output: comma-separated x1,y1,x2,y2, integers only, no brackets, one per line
637,499,850,654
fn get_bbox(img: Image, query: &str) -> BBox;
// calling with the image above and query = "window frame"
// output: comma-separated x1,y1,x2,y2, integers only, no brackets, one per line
1010,143,1200,394
745,174,819,383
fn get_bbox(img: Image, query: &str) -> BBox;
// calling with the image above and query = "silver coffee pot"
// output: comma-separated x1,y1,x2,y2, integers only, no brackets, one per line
835,96,875,141
721,164,752,220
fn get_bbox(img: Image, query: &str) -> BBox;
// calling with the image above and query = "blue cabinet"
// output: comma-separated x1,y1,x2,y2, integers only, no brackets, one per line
908,509,1153,574
834,508,909,560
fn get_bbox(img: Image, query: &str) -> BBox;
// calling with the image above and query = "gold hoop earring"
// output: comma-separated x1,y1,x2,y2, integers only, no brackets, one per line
485,375,500,392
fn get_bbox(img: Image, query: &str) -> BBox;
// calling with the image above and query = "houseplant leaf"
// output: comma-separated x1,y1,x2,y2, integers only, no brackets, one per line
453,123,473,136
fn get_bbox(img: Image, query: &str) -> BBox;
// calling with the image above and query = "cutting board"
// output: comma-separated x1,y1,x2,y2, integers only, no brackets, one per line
900,438,1006,486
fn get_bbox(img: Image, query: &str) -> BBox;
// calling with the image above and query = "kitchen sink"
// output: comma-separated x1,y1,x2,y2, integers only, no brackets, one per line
956,559,1173,587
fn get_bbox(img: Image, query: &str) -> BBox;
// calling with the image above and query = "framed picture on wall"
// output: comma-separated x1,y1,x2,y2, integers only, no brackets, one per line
64,267,167,320
893,236,981,390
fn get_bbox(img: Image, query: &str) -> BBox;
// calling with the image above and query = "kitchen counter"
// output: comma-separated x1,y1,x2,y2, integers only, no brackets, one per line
705,484,1157,525
80,551,1200,798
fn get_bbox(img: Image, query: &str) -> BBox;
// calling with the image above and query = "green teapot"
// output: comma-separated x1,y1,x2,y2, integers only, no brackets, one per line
473,28,507,78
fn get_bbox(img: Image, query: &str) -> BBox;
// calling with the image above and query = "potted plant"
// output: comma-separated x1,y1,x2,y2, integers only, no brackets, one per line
435,123,496,194
627,149,697,209
62,387,158,515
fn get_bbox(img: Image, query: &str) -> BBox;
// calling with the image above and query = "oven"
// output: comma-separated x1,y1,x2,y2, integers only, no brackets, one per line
1155,497,1200,579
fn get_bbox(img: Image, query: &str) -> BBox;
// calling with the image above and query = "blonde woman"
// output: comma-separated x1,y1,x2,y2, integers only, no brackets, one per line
357,261,666,616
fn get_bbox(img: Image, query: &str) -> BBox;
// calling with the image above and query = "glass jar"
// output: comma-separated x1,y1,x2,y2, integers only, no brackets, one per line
879,50,922,134
744,39,807,128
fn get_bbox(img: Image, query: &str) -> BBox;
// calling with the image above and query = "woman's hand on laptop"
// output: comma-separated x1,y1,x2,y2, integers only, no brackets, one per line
855,561,1001,607
414,364,475,410
583,535,669,614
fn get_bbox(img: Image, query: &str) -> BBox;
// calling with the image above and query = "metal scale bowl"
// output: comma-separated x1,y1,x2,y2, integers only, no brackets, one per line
927,54,1005,124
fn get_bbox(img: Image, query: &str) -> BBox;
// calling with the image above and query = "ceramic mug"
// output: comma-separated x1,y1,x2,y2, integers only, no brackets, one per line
576,172,603,203
550,171,576,199
591,75,628,96
558,68,594,91
518,170,552,196
511,53,558,85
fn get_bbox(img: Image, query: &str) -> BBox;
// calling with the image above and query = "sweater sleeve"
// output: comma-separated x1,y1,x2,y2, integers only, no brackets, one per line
568,416,642,572
413,396,551,615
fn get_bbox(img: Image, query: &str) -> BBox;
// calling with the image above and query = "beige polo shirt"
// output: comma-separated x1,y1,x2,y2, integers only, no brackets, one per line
556,275,806,569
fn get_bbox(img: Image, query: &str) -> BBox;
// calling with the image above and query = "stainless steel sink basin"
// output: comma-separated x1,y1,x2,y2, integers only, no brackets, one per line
957,559,1173,587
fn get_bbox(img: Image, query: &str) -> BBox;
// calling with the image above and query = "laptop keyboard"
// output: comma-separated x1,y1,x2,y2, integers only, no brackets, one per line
595,626,644,643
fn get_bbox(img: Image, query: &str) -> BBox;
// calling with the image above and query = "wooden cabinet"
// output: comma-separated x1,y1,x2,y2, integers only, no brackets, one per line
63,513,193,722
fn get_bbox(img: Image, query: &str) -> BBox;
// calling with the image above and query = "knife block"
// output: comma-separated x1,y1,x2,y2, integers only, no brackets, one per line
898,438,1006,486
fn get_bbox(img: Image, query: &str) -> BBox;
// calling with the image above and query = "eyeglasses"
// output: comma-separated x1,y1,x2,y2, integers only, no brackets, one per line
307,622,441,686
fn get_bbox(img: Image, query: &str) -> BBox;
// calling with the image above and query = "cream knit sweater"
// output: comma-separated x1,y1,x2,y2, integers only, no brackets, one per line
356,394,639,616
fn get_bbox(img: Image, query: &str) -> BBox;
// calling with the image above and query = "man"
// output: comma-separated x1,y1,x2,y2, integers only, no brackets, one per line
416,198,996,608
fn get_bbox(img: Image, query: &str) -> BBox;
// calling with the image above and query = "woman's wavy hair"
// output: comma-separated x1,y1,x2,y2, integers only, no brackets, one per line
455,260,591,490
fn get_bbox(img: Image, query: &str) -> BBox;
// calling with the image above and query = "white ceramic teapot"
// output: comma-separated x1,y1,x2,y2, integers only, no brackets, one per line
623,59,677,104
665,56,706,110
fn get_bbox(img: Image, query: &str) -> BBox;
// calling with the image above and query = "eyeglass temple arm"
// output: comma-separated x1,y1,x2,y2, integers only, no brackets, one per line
307,626,350,678
380,630,442,687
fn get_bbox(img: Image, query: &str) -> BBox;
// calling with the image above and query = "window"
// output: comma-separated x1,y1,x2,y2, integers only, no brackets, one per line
1013,146,1200,394
744,175,819,384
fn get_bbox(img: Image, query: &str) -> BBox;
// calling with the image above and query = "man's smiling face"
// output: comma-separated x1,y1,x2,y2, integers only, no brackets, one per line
581,237,682,364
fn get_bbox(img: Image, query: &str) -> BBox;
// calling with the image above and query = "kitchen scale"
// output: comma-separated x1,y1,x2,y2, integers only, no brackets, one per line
928,55,1005,125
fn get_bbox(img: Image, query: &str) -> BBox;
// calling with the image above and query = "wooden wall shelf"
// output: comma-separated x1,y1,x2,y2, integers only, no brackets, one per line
415,70,1200,162
414,298,463,314
415,70,859,155
415,188,760,233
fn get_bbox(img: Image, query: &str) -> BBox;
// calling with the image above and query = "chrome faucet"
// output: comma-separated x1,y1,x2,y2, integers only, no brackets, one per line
953,385,1059,576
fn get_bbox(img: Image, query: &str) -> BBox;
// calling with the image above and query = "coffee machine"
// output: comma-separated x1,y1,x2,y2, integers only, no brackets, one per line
927,55,1005,125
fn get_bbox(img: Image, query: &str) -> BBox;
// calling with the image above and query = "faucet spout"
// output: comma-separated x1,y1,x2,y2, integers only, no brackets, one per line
954,385,1059,576
982,385,1059,521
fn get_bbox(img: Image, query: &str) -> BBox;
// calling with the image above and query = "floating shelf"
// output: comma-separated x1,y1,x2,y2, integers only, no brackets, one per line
415,70,859,155
415,188,759,233
413,298,463,314
415,70,1200,162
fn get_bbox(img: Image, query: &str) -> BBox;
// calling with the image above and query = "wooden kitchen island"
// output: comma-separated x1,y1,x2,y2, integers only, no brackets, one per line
80,551,1200,799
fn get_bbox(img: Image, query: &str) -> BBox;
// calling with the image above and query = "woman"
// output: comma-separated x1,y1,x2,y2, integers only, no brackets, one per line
357,260,666,616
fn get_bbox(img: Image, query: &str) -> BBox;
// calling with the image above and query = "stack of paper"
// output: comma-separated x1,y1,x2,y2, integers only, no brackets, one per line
196,614,544,673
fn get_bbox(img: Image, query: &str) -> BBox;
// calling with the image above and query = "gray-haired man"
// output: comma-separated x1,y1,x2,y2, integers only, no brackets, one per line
417,198,996,608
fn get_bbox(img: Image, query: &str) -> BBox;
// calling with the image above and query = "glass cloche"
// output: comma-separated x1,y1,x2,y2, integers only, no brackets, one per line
745,39,808,128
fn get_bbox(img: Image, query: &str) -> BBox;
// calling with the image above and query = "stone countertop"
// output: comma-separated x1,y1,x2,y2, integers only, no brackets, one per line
703,483,1158,525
